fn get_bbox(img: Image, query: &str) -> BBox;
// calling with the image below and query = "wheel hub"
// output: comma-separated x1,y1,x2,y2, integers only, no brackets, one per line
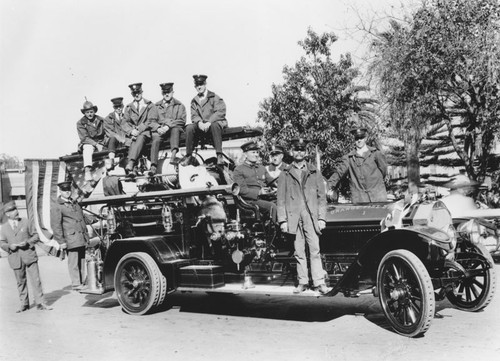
389,280,410,301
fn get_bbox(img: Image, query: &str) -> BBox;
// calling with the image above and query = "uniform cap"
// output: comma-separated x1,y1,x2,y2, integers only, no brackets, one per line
269,145,284,155
160,83,174,94
291,138,309,150
128,83,143,94
81,101,98,114
57,181,72,191
241,141,260,152
193,74,208,85
110,97,124,108
351,128,368,140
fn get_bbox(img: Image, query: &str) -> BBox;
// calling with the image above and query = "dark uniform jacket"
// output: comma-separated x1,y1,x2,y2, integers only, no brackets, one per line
277,163,327,235
104,111,131,146
190,90,227,127
77,115,107,147
122,99,159,138
328,146,388,203
153,98,186,130
50,196,89,250
233,162,274,201
0,218,40,270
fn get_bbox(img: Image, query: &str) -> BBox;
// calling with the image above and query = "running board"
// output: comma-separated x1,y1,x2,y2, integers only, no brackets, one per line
176,284,332,297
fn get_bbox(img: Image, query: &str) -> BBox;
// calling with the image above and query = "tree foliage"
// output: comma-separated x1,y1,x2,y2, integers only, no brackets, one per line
258,28,380,178
370,0,500,187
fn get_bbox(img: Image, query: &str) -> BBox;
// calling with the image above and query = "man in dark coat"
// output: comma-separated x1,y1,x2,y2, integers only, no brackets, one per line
182,75,227,166
77,101,118,181
104,97,132,167
150,83,186,172
122,83,159,177
328,127,388,203
233,141,277,222
0,201,52,312
50,181,89,290
277,139,328,295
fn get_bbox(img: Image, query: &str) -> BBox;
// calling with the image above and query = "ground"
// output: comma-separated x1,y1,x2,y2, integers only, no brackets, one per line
0,256,499,361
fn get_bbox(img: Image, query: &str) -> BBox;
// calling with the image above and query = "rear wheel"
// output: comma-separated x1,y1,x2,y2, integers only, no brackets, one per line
377,250,435,337
446,243,496,311
114,252,167,315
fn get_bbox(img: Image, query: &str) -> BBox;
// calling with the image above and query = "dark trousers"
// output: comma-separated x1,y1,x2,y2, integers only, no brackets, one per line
107,136,118,152
150,126,182,165
127,134,148,163
67,246,86,287
185,121,223,155
248,199,278,223
13,261,44,307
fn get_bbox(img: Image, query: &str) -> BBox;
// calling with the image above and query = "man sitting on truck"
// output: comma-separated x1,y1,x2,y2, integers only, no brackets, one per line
77,101,118,181
233,141,277,223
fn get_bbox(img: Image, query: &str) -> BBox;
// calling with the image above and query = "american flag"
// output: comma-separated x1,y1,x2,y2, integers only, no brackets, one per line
24,158,105,242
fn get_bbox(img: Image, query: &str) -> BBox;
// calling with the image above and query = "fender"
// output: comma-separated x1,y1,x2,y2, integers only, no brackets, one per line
101,234,190,292
329,227,451,296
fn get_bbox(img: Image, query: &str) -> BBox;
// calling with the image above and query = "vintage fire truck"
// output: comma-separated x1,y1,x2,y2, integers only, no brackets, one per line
26,126,496,338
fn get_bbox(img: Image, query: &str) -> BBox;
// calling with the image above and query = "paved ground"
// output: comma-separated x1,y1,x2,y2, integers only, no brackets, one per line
0,255,499,361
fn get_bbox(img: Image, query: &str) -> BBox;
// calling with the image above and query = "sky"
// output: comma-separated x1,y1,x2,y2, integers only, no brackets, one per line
0,0,408,160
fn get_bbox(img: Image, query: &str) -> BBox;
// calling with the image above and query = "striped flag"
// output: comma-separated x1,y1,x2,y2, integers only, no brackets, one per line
24,159,68,243
24,158,105,244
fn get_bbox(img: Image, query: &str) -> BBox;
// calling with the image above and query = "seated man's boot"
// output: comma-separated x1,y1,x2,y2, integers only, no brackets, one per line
180,155,193,167
125,160,137,178
217,153,225,165
170,149,178,164
149,164,157,176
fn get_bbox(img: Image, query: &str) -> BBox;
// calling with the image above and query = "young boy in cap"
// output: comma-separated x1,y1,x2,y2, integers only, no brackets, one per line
122,83,159,177
104,97,132,165
182,75,227,166
233,141,277,222
277,139,328,294
0,201,52,312
77,100,119,180
50,181,89,290
328,127,388,203
150,82,186,171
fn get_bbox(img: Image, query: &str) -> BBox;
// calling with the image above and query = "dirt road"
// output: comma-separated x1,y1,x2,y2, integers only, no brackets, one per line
0,256,499,361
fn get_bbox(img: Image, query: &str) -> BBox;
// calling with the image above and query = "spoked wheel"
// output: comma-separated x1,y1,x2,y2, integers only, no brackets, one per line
114,252,167,315
377,250,435,337
446,243,496,311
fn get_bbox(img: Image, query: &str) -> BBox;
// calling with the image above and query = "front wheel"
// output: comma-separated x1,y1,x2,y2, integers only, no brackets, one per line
446,243,496,311
377,249,435,337
114,252,167,315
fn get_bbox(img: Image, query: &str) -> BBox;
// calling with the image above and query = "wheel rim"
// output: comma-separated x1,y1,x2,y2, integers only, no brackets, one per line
117,259,153,312
379,258,425,332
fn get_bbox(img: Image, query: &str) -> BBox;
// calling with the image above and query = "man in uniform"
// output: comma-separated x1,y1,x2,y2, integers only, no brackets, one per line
233,141,277,222
104,97,132,169
277,139,328,294
122,83,159,177
265,144,287,193
182,75,227,166
150,83,186,172
50,181,89,291
328,127,388,203
0,201,52,312
77,101,118,180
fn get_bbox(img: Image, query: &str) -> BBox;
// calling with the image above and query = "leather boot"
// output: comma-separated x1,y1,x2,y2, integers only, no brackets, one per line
170,149,178,164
